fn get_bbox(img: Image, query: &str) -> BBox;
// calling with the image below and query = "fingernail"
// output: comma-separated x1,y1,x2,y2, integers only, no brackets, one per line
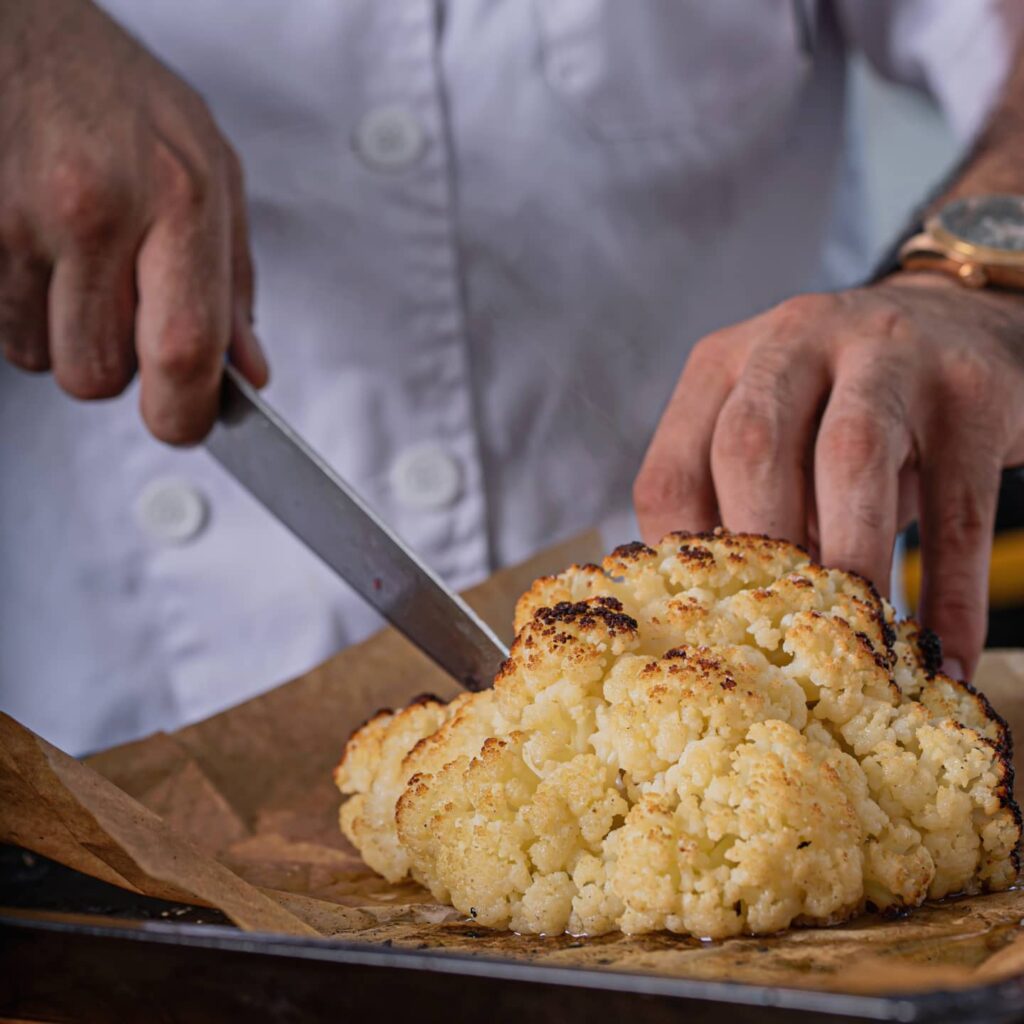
942,658,964,680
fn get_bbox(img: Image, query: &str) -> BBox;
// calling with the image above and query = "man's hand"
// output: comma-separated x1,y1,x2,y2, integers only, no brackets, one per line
0,0,267,443
634,274,1024,676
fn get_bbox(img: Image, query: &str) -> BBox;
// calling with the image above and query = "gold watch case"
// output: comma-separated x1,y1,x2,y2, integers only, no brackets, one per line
899,194,1024,290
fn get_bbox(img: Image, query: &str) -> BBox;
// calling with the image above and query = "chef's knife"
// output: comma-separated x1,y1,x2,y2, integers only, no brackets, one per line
205,365,508,691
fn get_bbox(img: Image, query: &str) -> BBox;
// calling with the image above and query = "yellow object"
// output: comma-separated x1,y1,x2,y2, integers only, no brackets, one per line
902,528,1024,611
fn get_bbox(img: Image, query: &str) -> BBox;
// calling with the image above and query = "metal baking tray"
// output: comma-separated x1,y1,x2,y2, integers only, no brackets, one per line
2,846,1023,1024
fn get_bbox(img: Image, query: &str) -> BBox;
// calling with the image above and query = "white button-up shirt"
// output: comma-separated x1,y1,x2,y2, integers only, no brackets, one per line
0,0,1018,753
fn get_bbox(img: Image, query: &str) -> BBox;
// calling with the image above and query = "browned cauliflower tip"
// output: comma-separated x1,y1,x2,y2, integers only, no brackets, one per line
334,529,1020,939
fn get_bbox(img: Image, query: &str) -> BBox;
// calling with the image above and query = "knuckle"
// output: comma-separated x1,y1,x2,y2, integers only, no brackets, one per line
56,363,132,400
3,342,50,373
846,500,888,538
924,578,987,650
930,485,995,549
156,136,224,215
162,153,214,212
746,338,795,375
841,372,907,426
931,584,980,620
151,85,227,214
48,160,124,242
821,411,890,477
0,300,33,338
633,461,699,518
149,319,215,382
687,328,735,370
54,344,134,399
769,292,838,330
713,399,783,465
0,299,48,371
860,300,910,343
943,351,996,408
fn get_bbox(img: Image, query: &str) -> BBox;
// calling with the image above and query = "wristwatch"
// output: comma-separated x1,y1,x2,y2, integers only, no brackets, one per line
898,194,1024,289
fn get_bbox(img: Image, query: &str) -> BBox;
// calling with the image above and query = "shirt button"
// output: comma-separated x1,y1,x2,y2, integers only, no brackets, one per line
390,443,462,511
354,105,425,170
135,478,208,544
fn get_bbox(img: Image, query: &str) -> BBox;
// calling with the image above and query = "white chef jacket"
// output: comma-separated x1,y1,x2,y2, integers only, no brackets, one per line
0,1,1018,754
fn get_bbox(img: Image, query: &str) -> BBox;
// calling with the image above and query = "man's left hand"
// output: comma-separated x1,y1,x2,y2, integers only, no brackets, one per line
634,274,1024,677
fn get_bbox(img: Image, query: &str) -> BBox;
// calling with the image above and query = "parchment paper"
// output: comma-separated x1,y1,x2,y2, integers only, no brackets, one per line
3,530,1024,996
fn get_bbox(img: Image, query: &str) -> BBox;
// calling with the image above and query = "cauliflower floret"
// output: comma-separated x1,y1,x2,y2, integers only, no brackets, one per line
591,644,808,787
613,722,865,937
335,687,508,888
397,734,627,932
335,530,1021,938
333,695,454,881
892,619,1008,750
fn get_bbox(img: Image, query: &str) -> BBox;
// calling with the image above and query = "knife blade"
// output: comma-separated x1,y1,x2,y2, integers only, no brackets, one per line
205,365,508,691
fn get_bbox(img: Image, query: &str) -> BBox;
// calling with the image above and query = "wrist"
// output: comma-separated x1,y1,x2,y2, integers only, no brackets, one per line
871,273,1024,368
875,268,1024,314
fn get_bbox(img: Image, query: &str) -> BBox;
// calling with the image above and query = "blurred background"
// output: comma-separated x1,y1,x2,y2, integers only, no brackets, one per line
854,54,956,260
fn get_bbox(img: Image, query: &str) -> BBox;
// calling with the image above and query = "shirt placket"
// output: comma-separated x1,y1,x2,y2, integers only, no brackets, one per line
357,0,489,590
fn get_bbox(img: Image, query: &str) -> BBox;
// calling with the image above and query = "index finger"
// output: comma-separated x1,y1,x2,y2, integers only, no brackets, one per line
135,146,231,445
633,332,740,543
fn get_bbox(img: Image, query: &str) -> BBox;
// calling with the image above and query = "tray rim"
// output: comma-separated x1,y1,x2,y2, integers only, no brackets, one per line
4,905,1024,1023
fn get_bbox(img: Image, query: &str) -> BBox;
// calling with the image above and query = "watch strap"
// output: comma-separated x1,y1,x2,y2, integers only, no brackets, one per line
868,219,924,284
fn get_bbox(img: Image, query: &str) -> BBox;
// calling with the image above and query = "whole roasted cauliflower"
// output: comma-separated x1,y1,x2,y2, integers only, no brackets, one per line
334,531,1020,939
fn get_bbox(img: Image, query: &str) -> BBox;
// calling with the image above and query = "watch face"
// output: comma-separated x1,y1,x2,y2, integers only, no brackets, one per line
938,194,1024,252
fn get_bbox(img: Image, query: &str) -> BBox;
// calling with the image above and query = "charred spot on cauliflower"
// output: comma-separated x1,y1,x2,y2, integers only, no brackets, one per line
335,529,1020,938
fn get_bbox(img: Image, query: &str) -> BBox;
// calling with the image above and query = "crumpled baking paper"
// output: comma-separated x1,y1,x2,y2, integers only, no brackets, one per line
3,530,1024,995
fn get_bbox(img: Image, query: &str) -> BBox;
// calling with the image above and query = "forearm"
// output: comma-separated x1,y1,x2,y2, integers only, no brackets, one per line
935,37,1024,205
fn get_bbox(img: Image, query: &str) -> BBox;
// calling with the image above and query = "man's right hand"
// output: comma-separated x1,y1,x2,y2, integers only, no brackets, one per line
0,0,268,444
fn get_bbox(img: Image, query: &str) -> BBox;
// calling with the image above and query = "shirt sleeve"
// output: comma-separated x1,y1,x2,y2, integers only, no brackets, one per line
835,0,1024,143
